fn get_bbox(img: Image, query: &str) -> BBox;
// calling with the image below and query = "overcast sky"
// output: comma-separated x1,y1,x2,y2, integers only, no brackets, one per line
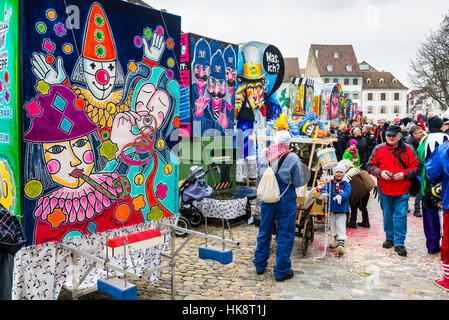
144,0,449,90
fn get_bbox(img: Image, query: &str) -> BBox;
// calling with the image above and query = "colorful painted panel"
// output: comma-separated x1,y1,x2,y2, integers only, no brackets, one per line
189,34,238,137
178,33,191,136
235,41,284,158
0,0,20,219
21,0,181,246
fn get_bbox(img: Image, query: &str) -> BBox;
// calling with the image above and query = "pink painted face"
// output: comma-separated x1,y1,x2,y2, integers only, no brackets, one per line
226,68,236,96
207,77,226,105
43,136,95,189
194,64,210,91
134,83,170,134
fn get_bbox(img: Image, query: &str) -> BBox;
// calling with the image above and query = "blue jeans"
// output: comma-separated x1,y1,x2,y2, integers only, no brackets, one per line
379,190,410,246
253,196,297,280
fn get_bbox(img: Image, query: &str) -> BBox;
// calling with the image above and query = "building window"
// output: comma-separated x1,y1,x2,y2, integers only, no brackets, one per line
367,93,373,101
380,106,387,114
346,65,352,72
353,92,359,100
324,78,329,84
366,78,371,84
379,78,385,84
344,78,349,85
359,63,369,71
333,78,338,83
353,78,358,85
381,93,386,101
392,79,398,84
327,64,333,72
334,52,339,58
394,93,400,100
394,106,400,114
367,106,374,114
344,92,349,99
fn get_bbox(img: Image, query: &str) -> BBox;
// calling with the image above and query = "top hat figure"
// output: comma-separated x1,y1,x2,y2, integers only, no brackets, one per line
237,44,266,83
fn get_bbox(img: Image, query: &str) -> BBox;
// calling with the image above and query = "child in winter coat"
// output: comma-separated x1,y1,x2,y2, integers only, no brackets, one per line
319,162,352,255
343,139,361,168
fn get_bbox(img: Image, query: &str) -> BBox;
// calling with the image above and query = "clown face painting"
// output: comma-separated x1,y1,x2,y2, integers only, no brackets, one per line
21,0,181,246
79,58,122,100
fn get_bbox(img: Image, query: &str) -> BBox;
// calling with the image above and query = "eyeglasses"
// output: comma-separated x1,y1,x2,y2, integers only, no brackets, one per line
386,134,397,137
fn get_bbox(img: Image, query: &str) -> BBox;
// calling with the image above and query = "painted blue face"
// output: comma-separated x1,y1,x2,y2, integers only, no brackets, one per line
82,57,117,100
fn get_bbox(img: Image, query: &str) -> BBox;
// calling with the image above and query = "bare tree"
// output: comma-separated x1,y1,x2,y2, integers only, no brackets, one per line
409,12,449,111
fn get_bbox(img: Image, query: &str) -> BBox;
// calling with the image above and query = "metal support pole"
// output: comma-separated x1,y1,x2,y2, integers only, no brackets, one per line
170,229,176,300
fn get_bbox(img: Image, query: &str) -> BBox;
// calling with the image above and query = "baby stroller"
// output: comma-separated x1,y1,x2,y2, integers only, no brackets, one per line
176,166,220,237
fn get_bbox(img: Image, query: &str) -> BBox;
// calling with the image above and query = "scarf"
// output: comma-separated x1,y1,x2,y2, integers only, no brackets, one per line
266,143,290,164
347,147,358,163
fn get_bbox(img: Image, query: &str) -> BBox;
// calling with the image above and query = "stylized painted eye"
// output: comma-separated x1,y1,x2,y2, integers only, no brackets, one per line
90,62,97,70
210,78,216,85
108,63,114,71
143,116,153,126
72,138,88,148
46,145,66,154
219,80,225,87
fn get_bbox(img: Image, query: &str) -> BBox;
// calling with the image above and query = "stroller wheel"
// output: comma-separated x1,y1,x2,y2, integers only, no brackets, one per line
189,208,204,227
176,216,191,237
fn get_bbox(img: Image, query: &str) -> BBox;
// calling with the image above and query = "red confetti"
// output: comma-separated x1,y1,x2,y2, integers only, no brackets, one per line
46,55,55,64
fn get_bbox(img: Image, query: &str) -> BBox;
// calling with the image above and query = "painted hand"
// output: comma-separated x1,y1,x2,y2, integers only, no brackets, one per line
31,53,66,84
110,111,142,158
320,193,329,199
194,96,210,117
143,29,165,62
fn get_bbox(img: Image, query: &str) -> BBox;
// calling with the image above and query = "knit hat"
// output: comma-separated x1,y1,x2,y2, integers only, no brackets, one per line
274,129,291,146
333,162,347,175
428,116,444,133
385,124,401,136
349,139,357,146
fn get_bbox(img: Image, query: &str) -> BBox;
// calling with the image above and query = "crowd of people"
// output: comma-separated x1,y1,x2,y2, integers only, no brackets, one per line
255,112,449,291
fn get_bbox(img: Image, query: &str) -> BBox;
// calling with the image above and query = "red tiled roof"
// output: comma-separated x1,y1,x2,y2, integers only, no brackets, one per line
309,44,362,76
360,62,408,90
282,57,301,83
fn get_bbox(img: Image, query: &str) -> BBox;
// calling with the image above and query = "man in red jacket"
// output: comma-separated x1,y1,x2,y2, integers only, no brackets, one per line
367,125,419,256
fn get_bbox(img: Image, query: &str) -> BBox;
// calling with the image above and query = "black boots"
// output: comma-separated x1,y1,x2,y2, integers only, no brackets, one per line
413,207,422,217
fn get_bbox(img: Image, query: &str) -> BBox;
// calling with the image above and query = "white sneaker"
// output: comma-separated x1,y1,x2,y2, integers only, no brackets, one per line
329,239,339,248
336,246,345,255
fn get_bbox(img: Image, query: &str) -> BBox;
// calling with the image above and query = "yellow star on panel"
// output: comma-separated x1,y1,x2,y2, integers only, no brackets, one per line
36,80,50,95
128,61,138,74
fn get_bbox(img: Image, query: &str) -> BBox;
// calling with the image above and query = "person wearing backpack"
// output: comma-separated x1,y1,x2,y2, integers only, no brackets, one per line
253,114,303,282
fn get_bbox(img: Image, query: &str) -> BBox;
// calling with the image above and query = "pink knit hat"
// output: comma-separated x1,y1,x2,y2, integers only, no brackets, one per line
349,139,357,146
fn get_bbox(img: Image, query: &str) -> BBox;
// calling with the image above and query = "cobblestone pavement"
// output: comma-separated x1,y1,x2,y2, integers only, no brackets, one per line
58,193,448,300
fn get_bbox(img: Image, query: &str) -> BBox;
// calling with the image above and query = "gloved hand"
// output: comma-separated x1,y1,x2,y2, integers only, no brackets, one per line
320,193,329,199
333,194,342,204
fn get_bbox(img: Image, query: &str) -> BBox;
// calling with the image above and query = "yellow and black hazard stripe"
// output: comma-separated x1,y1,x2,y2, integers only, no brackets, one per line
214,179,233,190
